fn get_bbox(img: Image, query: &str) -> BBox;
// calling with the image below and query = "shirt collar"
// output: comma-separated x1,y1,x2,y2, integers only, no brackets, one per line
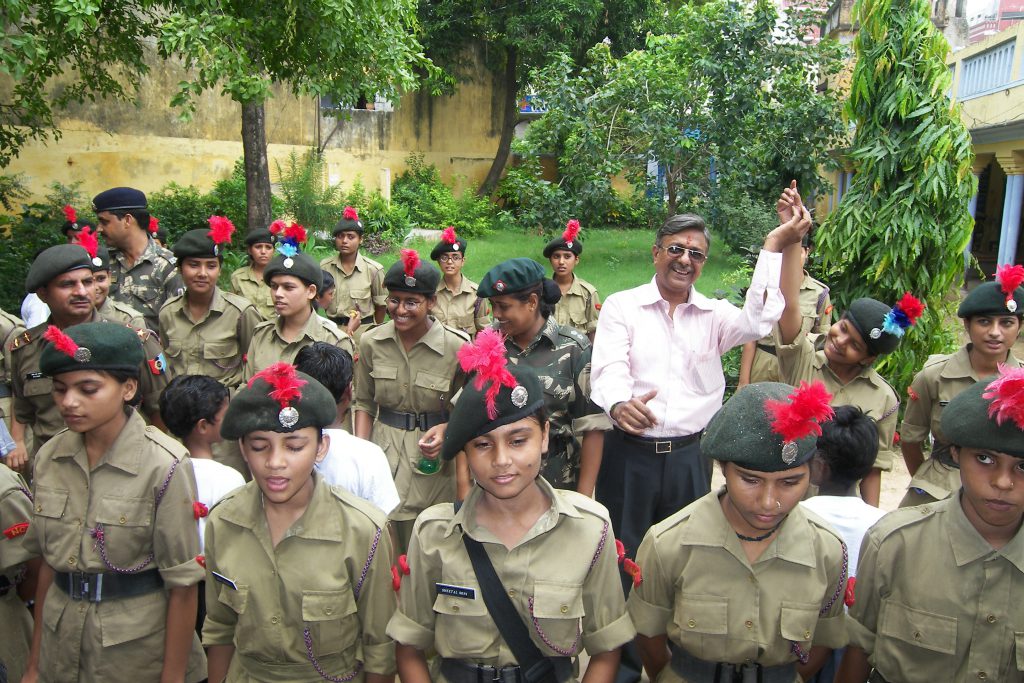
810,340,888,389
438,275,476,295
635,276,712,311
944,494,1024,573
387,317,447,355
443,477,582,542
274,309,322,342
54,410,146,475
221,471,346,542
940,346,1023,380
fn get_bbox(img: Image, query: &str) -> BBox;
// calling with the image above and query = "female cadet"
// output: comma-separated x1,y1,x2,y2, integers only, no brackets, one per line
159,219,262,389
543,220,601,341
628,381,849,682
477,258,608,496
229,226,277,320
387,329,635,683
202,362,395,683
838,367,1024,682
21,322,206,682
242,224,353,382
431,227,490,338
354,250,467,553
898,265,1024,507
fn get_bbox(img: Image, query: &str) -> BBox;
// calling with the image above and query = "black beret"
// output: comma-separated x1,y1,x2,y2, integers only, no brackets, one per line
430,235,468,260
222,366,336,439
478,258,547,297
942,373,1024,458
845,298,902,356
40,322,144,377
62,219,95,237
958,281,1024,319
154,226,168,243
333,207,365,236
245,229,275,247
25,245,94,293
543,220,583,257
442,362,546,461
702,382,825,472
92,187,147,213
91,244,111,272
263,252,323,291
383,256,440,295
173,228,223,260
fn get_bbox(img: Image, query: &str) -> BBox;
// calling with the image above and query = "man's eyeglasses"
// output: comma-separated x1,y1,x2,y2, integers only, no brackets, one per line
387,297,424,311
438,254,464,263
658,244,707,264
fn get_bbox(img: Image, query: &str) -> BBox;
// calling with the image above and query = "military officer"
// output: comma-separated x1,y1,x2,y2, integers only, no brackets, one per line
319,206,387,337
159,223,262,389
228,227,276,320
0,462,36,682
93,186,184,331
544,220,601,341
70,224,148,328
431,226,491,338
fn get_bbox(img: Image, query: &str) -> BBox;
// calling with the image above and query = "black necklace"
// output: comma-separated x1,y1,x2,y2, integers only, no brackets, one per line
735,521,782,542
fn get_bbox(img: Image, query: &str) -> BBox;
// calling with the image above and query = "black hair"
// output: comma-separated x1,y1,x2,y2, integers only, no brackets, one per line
294,342,353,404
510,279,561,319
159,375,230,439
95,368,143,407
320,269,336,293
656,214,712,251
815,405,879,486
111,209,152,233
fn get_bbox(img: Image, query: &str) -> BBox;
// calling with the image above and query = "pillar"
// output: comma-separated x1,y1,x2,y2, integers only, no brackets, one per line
996,153,1024,266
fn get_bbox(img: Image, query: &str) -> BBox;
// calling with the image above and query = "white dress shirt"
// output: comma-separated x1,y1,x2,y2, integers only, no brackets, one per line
316,428,401,515
591,250,783,437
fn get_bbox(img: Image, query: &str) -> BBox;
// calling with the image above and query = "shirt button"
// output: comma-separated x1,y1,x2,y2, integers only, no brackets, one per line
560,605,569,614
68,556,77,566
35,505,42,513
914,631,922,640
75,518,82,526
271,616,280,624
745,620,753,629
451,604,460,613
324,607,334,615
978,672,987,680
987,614,997,623
687,619,696,628
508,589,516,598
804,630,811,639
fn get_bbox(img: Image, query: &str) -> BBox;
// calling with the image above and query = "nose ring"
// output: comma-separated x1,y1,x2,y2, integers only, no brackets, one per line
776,500,782,509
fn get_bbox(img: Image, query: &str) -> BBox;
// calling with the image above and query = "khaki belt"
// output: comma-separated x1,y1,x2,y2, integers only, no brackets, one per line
54,568,163,602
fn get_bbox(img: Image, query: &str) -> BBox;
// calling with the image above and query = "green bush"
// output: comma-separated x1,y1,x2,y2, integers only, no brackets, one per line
148,183,215,243
0,203,66,313
700,186,777,256
392,153,494,236
275,150,342,235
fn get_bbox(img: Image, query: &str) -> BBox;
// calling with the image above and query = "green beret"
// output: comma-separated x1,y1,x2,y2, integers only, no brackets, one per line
25,245,94,293
479,258,546,297
263,252,323,291
941,374,1024,458
40,322,144,377
957,281,1024,319
245,229,275,247
333,207,365,236
845,297,901,356
173,228,223,260
222,366,336,439
154,226,168,243
92,187,147,213
441,362,546,460
383,258,440,295
702,382,822,472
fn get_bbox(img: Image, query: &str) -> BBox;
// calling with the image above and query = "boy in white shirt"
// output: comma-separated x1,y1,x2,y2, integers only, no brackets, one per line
295,341,400,514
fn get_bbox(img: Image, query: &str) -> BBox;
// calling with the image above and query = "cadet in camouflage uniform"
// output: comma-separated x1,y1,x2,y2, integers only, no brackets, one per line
93,187,184,331
319,207,387,337
69,225,149,328
228,228,276,320
11,246,171,457
479,258,609,495
544,220,601,341
430,227,490,337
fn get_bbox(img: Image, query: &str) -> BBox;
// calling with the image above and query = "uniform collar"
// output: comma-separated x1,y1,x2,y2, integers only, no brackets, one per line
811,337,888,390
274,309,322,343
438,275,476,295
564,275,587,296
387,317,447,355
221,471,346,542
676,490,819,569
943,494,1024,574
940,345,1023,381
54,410,146,475
444,477,582,543
332,252,369,273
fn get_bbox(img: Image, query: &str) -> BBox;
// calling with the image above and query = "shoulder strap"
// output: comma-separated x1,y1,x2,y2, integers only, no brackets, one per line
462,535,559,683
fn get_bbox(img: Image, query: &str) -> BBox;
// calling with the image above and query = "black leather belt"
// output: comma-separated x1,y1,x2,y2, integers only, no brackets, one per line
615,428,701,454
670,644,795,683
440,658,572,683
0,383,11,399
331,314,374,327
756,342,777,357
377,407,447,432
54,568,163,602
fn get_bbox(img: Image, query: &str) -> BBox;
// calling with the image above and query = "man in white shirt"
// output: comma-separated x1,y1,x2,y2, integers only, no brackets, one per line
295,342,400,515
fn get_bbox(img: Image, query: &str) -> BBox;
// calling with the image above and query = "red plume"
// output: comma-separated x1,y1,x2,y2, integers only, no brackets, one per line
207,215,235,245
343,206,359,221
983,365,1024,429
43,326,81,359
249,362,307,410
997,264,1024,299
269,219,287,235
765,380,835,443
401,249,421,279
457,329,517,419
441,226,457,245
148,216,159,235
896,292,925,324
563,219,580,243
283,222,307,245
74,226,100,259
63,205,77,224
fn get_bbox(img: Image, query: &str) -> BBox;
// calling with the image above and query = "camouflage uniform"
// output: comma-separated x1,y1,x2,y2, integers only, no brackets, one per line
228,265,275,320
10,312,171,455
503,316,610,488
96,297,148,329
107,238,184,331
0,309,28,434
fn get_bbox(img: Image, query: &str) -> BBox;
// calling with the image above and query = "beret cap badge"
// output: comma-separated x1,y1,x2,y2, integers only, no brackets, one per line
511,385,529,408
278,406,299,429
44,326,92,364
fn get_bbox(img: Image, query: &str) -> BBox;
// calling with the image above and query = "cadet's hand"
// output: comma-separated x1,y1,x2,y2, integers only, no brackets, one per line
6,442,29,474
21,665,39,683
611,390,658,436
776,179,802,224
418,423,447,459
763,204,812,253
346,306,363,336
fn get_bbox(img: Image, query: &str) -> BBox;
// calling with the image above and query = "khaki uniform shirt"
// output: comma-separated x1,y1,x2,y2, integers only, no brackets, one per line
750,274,831,384
25,411,206,682
387,478,635,673
242,312,354,383
11,313,171,453
504,317,610,488
901,346,1023,502
229,265,275,320
96,297,147,329
0,309,27,433
0,463,34,682
108,238,184,332
434,276,490,338
628,490,848,672
319,253,387,320
202,474,396,682
354,320,467,521
552,275,601,337
848,495,1024,682
159,288,262,389
775,332,898,471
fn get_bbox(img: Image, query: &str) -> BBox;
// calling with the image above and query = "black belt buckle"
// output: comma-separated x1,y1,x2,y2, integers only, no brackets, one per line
474,665,500,683
67,571,102,602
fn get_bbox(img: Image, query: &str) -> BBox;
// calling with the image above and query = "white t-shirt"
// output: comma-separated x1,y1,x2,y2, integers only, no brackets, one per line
21,293,49,328
316,428,400,515
190,458,245,550
800,495,888,577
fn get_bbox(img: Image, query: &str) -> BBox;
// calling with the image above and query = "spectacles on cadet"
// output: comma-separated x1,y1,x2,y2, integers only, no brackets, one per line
438,254,464,263
659,244,707,264
387,297,424,310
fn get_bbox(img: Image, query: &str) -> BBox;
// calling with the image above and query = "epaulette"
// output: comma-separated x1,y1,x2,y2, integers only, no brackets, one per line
253,319,276,333
143,424,192,460
864,502,938,541
801,506,846,547
442,324,471,342
805,275,830,292
559,326,590,349
221,290,256,313
557,488,613,521
921,352,953,369
131,325,153,343
327,483,389,529
415,501,458,528
9,330,33,352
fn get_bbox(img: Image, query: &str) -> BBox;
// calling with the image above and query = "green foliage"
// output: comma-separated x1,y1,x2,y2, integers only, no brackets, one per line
0,202,65,312
275,150,344,235
0,174,30,212
818,0,976,396
392,154,495,236
207,160,258,230
700,185,779,255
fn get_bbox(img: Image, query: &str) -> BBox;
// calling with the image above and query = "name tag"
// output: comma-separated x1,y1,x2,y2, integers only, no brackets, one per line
939,400,949,406
25,372,44,381
212,571,238,590
436,583,475,600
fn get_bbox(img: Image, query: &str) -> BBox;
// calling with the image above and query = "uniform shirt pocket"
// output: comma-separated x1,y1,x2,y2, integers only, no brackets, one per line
369,363,400,406
348,287,373,311
203,339,242,369
876,600,957,680
94,496,154,568
414,370,452,403
674,593,729,662
433,580,493,657
531,580,584,654
33,486,70,558
779,601,819,647
23,376,53,398
303,589,359,656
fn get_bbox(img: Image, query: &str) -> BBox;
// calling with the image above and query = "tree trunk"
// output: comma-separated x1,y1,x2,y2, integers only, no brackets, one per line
665,165,678,215
477,46,519,198
241,101,272,232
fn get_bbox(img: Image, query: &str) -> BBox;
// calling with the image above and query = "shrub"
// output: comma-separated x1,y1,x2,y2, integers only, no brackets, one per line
0,203,66,313
700,186,777,256
275,150,342,235
392,153,494,236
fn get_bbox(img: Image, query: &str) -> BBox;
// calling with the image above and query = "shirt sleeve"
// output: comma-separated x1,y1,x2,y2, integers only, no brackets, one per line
474,298,492,334
773,326,818,385
0,474,36,568
386,518,440,649
237,305,264,366
201,518,238,646
626,529,675,637
713,250,784,354
846,528,887,654
900,368,933,445
571,345,612,434
581,518,636,654
873,392,900,472
353,337,377,416
153,456,204,588
355,521,397,675
138,333,170,418
812,533,850,649
371,266,388,307
590,294,635,413
586,289,601,335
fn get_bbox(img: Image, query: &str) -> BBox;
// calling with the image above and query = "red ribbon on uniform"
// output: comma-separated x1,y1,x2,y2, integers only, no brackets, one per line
844,577,856,607
193,501,209,520
195,555,206,568
3,522,29,539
